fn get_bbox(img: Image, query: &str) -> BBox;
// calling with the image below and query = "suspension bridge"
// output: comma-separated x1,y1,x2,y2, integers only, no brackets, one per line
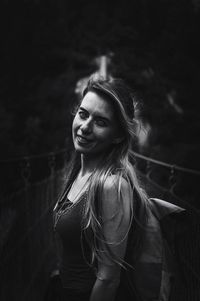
0,148,200,301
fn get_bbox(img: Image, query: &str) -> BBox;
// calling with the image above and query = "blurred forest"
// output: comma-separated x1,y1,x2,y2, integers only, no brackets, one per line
1,3,200,300
0,0,200,199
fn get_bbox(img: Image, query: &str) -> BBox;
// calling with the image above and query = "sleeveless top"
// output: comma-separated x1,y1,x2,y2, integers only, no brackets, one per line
53,181,184,300
53,187,96,293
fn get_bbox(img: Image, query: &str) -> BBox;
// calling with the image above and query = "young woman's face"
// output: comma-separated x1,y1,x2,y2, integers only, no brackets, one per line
72,91,120,157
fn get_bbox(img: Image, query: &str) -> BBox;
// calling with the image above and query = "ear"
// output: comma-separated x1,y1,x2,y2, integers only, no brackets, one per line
113,136,124,144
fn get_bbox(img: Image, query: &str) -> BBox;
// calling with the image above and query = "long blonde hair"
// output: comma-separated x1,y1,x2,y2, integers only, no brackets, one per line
66,76,149,269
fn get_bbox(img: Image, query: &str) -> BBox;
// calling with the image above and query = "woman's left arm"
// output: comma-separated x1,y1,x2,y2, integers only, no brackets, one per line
89,176,132,301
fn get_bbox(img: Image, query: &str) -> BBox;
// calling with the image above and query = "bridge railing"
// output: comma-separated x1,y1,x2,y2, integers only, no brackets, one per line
0,149,200,301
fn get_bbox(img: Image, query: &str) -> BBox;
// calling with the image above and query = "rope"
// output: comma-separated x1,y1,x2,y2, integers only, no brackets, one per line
0,148,200,176
0,148,67,163
134,152,200,176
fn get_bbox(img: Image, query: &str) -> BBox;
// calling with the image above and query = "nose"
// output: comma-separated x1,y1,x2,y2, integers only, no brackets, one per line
80,119,92,135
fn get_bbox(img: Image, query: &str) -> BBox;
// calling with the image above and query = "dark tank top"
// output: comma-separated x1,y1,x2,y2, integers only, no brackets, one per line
53,188,96,293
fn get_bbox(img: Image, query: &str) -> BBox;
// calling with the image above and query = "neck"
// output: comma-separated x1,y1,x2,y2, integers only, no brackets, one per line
80,153,102,176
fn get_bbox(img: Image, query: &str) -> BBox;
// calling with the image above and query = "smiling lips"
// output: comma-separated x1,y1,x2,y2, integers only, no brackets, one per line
76,135,93,145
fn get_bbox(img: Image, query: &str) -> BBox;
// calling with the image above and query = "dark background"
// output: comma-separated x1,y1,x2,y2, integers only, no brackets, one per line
0,0,200,204
0,2,200,300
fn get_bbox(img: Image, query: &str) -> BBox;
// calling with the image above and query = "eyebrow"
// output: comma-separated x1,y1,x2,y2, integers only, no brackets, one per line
79,106,111,123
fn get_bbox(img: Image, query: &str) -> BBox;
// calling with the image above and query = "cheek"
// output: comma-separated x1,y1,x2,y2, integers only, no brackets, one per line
96,128,115,143
72,116,79,133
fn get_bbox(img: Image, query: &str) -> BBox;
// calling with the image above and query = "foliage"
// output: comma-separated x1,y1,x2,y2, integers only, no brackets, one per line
0,0,199,162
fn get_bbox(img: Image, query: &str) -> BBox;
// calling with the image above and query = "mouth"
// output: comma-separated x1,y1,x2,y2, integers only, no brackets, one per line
76,135,93,145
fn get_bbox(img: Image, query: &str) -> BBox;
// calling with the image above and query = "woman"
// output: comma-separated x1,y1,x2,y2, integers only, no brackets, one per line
53,76,150,301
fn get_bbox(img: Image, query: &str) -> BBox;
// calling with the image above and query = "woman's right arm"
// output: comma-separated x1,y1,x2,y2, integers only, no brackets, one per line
89,176,132,301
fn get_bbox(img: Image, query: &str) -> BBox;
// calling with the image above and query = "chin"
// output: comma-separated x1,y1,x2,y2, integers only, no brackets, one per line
74,143,92,154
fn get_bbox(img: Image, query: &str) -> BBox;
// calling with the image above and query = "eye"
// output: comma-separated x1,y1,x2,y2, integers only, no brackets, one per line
78,110,88,119
95,119,107,127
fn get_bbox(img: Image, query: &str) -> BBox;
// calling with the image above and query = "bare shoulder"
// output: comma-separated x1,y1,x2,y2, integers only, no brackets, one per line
103,174,132,195
102,175,132,210
101,175,132,225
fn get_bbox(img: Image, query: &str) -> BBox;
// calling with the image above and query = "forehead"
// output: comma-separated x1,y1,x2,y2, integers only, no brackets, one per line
80,91,115,119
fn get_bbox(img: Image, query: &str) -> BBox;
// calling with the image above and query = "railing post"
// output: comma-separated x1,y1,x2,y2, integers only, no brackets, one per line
169,165,176,194
48,153,56,208
48,153,56,179
146,160,152,180
20,157,32,297
21,157,31,188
